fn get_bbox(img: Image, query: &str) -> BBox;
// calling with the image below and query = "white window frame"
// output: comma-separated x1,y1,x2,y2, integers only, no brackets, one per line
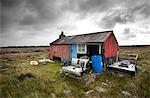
77,44,87,54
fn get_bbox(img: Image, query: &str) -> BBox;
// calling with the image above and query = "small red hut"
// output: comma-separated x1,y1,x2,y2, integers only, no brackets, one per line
50,30,118,64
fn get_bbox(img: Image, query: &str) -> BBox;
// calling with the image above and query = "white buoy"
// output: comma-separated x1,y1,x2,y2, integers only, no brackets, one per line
30,61,38,65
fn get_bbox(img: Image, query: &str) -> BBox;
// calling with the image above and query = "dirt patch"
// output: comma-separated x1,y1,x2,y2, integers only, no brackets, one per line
17,72,36,82
0,64,9,69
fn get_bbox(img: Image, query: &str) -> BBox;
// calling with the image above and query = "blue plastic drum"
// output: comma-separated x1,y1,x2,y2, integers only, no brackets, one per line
91,55,103,73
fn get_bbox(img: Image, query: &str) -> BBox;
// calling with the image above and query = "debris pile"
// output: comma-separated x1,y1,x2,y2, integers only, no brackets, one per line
121,91,131,96
85,74,96,85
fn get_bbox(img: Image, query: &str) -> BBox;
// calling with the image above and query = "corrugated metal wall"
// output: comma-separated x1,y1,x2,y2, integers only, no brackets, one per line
104,33,118,58
50,45,69,61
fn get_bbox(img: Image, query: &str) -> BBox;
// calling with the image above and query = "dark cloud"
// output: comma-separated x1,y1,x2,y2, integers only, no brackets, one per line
1,0,22,8
1,0,23,32
98,0,150,29
62,0,125,19
123,28,137,38
20,14,38,25
68,0,110,12
132,1,150,18
1,0,63,32
123,28,130,35
99,8,134,29
122,28,136,39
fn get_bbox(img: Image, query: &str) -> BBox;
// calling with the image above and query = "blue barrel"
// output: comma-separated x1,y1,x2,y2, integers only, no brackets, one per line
91,55,103,73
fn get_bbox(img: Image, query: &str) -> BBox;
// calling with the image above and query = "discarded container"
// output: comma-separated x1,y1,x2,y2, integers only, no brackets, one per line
121,91,131,96
63,88,71,95
30,61,38,65
85,89,94,95
95,86,106,92
91,55,103,73
38,58,54,64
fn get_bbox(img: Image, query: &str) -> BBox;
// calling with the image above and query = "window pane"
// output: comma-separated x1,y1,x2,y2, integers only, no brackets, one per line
78,48,81,52
82,48,85,52
78,44,86,54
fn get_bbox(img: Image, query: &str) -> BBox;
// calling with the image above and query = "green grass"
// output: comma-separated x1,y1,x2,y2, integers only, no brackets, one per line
0,46,150,98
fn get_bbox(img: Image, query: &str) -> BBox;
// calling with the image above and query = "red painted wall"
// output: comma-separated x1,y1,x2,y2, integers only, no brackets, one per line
104,33,118,58
49,45,69,60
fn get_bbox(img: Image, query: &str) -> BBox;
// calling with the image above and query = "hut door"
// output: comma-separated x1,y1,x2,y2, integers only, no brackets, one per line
70,45,77,58
87,45,99,58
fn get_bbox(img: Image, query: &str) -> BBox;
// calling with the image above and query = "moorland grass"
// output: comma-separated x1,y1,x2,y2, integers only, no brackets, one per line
0,46,150,98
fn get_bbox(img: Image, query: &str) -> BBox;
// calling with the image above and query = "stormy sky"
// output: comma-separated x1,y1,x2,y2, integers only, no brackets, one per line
1,0,150,46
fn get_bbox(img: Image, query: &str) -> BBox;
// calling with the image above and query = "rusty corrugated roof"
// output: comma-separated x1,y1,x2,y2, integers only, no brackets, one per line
51,31,113,45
